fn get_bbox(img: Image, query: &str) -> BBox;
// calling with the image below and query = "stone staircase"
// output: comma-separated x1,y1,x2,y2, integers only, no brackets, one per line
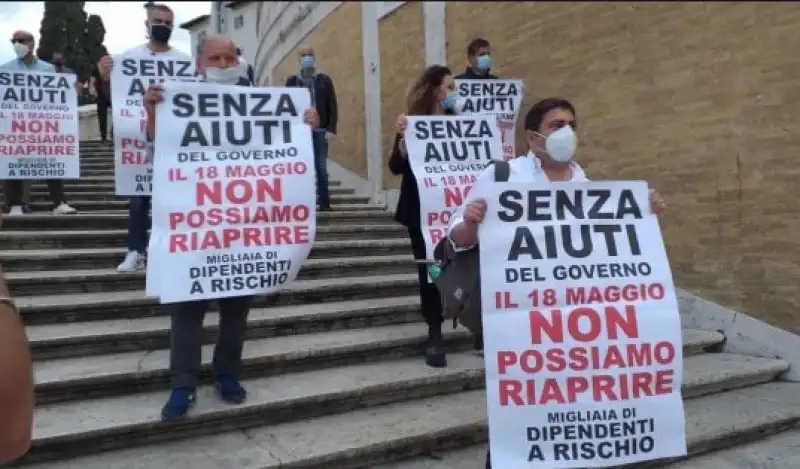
3,140,798,468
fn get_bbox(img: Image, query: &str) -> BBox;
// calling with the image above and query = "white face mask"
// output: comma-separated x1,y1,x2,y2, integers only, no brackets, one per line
538,126,577,163
13,42,28,59
204,66,241,85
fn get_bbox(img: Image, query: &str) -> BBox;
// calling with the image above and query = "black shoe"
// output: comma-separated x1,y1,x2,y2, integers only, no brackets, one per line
319,205,332,212
474,334,484,351
424,332,447,368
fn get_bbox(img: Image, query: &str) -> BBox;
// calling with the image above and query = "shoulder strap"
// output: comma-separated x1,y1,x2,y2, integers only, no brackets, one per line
492,160,510,182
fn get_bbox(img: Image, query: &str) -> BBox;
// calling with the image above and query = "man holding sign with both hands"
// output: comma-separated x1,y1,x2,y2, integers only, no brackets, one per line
142,35,320,421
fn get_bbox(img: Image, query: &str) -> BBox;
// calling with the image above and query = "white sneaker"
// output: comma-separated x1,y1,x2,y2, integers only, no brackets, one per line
117,251,146,272
53,203,78,215
8,206,24,216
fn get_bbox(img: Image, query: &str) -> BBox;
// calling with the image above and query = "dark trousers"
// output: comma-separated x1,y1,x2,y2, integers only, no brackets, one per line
169,295,253,389
3,180,65,209
312,131,330,208
128,196,151,253
486,450,491,468
97,102,110,141
408,226,444,331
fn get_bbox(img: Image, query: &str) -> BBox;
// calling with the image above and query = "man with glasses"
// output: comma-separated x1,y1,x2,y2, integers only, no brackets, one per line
1,31,78,216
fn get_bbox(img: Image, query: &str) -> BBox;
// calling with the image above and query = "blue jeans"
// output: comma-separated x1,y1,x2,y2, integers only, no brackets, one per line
312,131,330,208
128,196,151,253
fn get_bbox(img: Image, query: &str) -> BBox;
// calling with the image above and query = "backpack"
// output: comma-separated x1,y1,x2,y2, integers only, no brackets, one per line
431,160,511,336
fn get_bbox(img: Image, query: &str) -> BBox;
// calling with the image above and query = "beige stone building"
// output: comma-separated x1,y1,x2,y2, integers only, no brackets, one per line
188,2,800,334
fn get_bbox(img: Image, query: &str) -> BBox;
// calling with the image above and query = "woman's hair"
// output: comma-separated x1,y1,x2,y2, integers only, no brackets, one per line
407,65,452,115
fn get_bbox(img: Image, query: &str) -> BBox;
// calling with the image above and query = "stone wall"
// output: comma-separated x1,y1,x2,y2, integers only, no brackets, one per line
252,2,800,334
443,2,800,333
272,3,368,179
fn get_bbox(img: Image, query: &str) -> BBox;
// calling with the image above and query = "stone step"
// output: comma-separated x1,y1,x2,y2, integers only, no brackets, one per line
16,273,418,325
33,322,474,405
8,254,415,296
2,208,391,229
0,239,410,272
662,427,800,468
16,353,794,467
27,295,423,360
21,185,356,196
1,200,382,213
0,224,406,251
13,189,362,203
24,176,342,186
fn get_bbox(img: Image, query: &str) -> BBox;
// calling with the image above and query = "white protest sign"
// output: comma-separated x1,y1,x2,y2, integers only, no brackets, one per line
456,79,523,161
149,82,316,304
479,181,687,468
0,70,79,179
111,47,195,195
405,115,502,259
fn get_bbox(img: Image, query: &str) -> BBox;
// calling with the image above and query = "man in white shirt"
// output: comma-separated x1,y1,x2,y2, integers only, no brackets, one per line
95,4,192,273
447,98,666,469
449,97,666,248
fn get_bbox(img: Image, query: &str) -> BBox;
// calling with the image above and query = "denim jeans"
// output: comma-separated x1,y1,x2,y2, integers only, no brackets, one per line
312,131,330,208
128,196,151,253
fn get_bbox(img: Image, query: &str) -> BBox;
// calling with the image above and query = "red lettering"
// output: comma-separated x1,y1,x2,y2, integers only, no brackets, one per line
11,119,59,133
529,305,639,344
168,225,310,252
443,185,471,208
196,178,283,205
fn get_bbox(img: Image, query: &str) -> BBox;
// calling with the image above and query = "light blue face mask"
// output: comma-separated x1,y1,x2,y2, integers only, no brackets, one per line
477,54,492,71
442,91,459,111
300,55,314,69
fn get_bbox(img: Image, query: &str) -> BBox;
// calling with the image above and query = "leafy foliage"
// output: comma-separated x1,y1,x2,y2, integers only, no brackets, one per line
37,1,108,82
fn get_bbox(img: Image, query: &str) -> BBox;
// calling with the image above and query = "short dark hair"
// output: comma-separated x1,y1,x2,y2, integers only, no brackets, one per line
524,98,576,132
467,38,490,57
149,3,173,15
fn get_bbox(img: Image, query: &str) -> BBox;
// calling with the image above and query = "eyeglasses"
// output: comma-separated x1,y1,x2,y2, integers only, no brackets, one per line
10,39,28,44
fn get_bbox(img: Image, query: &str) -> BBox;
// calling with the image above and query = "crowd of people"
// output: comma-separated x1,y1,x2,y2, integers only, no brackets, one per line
1,6,667,468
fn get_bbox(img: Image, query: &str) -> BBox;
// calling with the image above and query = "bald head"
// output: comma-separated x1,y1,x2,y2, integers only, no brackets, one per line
197,35,238,71
298,45,315,71
10,30,35,59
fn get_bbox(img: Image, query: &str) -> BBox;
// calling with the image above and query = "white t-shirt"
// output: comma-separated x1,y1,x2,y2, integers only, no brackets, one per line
121,44,191,61
447,151,589,247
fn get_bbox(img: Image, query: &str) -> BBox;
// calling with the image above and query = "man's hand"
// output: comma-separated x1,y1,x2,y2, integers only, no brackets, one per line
649,189,666,216
464,198,487,226
304,107,320,129
395,114,407,136
143,84,165,116
98,55,113,81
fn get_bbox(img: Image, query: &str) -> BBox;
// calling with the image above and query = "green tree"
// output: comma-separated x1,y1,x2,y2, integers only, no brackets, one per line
37,1,91,81
84,14,108,67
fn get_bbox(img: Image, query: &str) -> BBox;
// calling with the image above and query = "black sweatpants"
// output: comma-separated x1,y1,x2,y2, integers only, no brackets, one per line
408,226,443,330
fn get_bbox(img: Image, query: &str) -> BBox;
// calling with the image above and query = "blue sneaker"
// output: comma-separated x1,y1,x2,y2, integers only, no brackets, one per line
160,387,196,421
214,373,247,404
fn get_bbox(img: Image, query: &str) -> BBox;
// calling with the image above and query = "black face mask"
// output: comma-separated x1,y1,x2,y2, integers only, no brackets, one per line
53,59,64,66
149,24,172,44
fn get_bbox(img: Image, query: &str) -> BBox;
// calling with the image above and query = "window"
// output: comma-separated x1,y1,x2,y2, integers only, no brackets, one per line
215,2,227,34
234,15,244,29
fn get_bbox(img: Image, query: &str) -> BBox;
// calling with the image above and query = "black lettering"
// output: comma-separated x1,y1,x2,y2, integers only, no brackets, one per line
498,190,524,222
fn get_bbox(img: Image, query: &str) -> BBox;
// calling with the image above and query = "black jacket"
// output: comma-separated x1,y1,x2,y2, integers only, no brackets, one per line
389,134,419,229
285,73,338,134
455,67,498,80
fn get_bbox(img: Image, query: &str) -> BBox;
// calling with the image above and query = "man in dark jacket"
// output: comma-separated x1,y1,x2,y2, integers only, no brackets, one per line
455,38,498,80
285,45,338,211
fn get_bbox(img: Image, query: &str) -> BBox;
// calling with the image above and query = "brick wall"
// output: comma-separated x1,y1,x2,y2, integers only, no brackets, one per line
444,2,800,333
272,2,367,178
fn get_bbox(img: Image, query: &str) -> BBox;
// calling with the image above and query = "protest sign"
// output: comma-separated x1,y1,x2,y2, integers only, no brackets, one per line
455,79,523,161
479,181,686,468
0,70,79,179
148,81,316,303
111,47,195,195
405,115,502,260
